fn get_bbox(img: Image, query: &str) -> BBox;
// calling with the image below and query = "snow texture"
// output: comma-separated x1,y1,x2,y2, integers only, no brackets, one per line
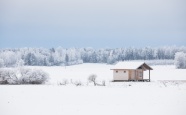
0,83,186,115
0,64,186,115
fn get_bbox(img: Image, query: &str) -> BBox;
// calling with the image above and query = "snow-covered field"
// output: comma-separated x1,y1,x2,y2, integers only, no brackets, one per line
25,63,186,84
1,63,186,115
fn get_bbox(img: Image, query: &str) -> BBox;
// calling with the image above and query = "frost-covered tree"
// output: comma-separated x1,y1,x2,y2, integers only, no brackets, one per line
0,59,4,67
65,54,69,66
19,69,49,84
0,46,186,67
0,68,50,84
174,52,186,69
0,51,19,67
16,59,24,67
0,69,18,84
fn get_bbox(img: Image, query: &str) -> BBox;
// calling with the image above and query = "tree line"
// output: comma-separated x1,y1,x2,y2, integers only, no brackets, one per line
0,46,186,67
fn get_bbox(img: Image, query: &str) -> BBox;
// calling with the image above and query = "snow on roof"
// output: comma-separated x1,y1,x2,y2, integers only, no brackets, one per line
111,61,145,70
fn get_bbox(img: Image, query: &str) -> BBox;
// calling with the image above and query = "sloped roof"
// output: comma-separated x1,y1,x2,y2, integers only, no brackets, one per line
111,61,153,70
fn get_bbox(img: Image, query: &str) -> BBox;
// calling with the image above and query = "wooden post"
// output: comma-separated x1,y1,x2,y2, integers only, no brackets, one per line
149,69,150,82
142,70,144,80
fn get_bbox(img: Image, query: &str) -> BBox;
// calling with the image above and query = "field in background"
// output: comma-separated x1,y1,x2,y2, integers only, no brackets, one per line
24,63,186,84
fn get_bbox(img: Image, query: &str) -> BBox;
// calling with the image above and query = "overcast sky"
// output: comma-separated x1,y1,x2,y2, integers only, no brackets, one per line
0,0,186,48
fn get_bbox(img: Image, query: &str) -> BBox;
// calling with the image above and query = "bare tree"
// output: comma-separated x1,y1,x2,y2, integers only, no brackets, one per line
88,74,97,86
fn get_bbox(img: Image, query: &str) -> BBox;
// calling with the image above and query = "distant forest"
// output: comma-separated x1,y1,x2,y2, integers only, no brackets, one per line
0,46,186,67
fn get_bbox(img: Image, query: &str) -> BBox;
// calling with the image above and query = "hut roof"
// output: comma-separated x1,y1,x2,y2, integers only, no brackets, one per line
111,61,153,70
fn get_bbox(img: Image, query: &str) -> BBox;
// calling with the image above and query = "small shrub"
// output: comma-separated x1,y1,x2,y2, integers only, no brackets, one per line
96,80,106,86
102,80,106,86
59,79,69,85
73,80,82,86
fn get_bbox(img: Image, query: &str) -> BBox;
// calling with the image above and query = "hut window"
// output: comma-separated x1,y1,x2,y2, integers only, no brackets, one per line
116,71,118,73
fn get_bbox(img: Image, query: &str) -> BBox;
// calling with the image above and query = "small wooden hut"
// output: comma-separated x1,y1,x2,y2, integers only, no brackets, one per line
111,62,153,82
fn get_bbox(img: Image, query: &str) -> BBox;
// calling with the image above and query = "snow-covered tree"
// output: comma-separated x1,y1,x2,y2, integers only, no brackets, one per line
19,69,49,84
0,69,18,84
0,68,50,84
0,51,19,67
0,59,4,67
174,52,186,69
0,46,186,66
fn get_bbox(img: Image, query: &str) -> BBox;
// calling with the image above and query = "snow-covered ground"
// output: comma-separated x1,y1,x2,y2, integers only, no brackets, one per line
1,84,186,115
24,63,186,84
1,63,186,115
